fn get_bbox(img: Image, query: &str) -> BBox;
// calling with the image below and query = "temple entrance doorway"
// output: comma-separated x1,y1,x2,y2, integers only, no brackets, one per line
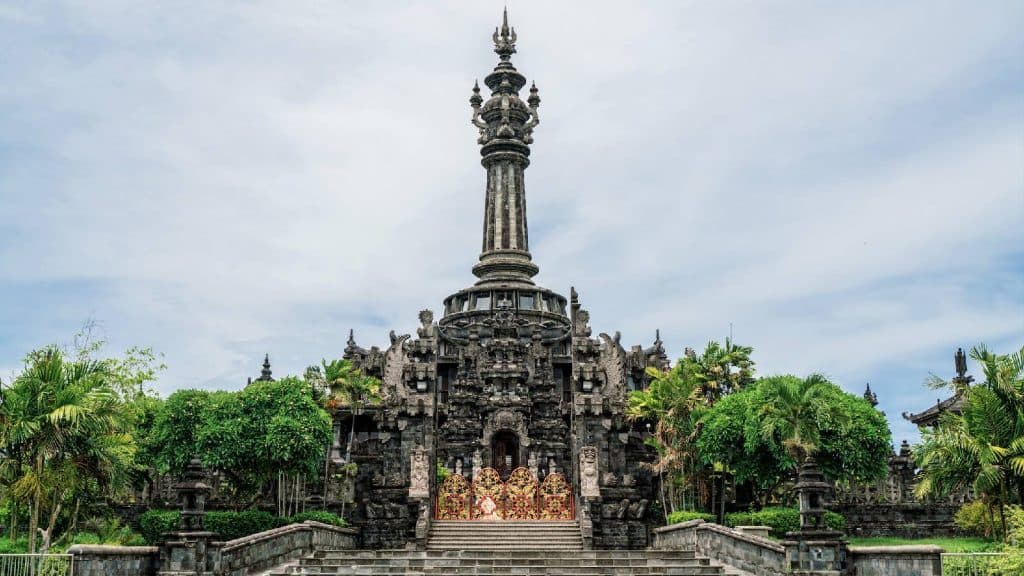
491,431,520,478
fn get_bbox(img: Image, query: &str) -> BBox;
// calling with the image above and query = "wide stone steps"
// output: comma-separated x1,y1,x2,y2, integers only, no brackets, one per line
427,520,584,551
270,550,724,575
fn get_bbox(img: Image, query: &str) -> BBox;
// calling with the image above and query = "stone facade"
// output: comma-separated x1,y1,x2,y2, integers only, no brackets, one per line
330,11,663,550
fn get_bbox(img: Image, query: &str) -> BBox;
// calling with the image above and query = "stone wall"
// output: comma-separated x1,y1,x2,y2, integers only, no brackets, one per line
833,503,961,538
218,521,359,576
67,521,358,576
847,545,943,576
651,520,787,576
66,544,160,576
652,520,944,576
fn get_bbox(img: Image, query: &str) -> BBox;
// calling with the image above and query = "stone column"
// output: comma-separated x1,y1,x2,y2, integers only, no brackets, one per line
159,457,218,576
782,457,847,575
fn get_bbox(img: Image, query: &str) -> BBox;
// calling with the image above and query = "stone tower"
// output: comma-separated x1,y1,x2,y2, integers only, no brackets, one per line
339,10,669,550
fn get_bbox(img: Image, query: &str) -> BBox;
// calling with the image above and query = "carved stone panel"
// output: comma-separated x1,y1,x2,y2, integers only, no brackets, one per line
580,445,600,498
409,447,429,499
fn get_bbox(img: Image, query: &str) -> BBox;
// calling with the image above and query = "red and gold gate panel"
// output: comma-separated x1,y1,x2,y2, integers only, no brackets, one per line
437,473,470,519
539,473,573,520
434,468,573,520
471,467,505,519
505,467,538,520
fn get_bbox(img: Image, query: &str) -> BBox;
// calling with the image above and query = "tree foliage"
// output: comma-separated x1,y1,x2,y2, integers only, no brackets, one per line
696,374,891,505
151,377,332,507
914,344,1024,540
0,345,143,553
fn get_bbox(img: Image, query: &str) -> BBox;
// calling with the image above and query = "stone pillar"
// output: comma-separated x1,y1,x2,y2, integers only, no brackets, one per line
159,457,218,576
781,457,847,575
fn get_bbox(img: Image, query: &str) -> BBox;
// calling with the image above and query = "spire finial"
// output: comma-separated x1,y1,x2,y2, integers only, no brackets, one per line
492,7,517,61
863,382,878,407
257,354,274,382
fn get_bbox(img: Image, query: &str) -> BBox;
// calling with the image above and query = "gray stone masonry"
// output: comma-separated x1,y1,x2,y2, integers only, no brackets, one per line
847,546,943,576
66,544,160,576
67,521,358,576
652,520,944,576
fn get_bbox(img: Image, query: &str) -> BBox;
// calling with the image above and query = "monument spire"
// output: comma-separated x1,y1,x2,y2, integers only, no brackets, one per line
469,9,541,286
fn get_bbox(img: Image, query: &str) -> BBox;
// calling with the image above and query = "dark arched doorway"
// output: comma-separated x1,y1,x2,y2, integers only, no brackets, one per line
491,431,520,477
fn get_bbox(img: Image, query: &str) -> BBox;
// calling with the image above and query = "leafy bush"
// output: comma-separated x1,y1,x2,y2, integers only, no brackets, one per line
666,510,715,525
138,510,180,544
991,506,1024,574
0,536,28,553
206,511,287,541
289,510,346,527
724,507,844,538
954,501,1000,540
139,509,343,544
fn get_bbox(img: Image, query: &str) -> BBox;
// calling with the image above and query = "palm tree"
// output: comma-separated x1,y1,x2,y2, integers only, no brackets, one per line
321,359,381,463
758,374,846,465
683,339,756,405
627,366,706,517
0,347,134,554
914,344,1024,540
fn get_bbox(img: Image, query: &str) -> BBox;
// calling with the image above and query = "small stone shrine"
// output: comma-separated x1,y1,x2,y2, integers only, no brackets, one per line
333,10,663,549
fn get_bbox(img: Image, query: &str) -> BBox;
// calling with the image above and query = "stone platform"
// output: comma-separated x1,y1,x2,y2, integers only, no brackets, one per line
269,549,724,575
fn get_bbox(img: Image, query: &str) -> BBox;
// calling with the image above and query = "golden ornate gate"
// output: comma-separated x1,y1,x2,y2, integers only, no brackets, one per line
433,467,573,520
539,472,574,520
436,473,471,519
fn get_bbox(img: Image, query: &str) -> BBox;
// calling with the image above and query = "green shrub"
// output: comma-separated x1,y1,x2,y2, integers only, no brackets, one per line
139,509,334,544
0,536,28,553
724,507,844,538
666,510,715,525
289,510,346,527
205,511,287,541
954,501,1000,540
138,510,180,544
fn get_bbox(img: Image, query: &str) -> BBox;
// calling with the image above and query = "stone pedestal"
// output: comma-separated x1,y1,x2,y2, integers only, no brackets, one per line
783,457,847,574
158,532,219,576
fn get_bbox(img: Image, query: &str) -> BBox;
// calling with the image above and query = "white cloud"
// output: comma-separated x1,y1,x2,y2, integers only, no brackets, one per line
0,1,1021,443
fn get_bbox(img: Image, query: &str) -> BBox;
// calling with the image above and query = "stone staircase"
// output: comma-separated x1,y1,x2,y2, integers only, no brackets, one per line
266,520,723,575
427,520,584,551
270,549,724,575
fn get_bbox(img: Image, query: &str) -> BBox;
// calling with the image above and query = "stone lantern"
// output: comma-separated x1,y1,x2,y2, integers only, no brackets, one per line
175,457,211,531
159,456,218,576
782,457,846,574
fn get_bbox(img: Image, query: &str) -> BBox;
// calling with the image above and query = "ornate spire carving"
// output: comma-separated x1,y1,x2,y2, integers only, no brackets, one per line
257,353,274,382
469,9,542,286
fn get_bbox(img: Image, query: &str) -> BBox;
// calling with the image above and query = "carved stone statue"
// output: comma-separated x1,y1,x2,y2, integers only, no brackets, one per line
417,310,437,339
454,458,463,477
472,450,482,480
527,452,538,479
580,446,600,497
409,448,429,498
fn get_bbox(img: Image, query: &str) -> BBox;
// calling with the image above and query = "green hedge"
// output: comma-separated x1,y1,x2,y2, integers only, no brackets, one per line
724,507,845,538
288,510,346,527
138,509,344,544
666,510,715,525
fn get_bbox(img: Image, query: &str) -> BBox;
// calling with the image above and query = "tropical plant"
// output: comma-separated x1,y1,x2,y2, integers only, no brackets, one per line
758,374,848,464
320,359,381,463
914,345,1024,541
681,339,755,404
697,374,890,507
0,347,135,554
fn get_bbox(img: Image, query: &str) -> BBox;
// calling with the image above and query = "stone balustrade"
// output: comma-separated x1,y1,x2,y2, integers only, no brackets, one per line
652,520,787,576
651,519,944,576
847,545,943,576
66,544,160,576
67,521,359,576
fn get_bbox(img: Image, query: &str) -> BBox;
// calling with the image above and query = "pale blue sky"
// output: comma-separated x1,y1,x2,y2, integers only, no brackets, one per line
1,1,1022,447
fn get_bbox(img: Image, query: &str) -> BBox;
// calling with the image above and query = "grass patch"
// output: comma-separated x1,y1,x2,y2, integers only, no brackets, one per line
846,536,1000,553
